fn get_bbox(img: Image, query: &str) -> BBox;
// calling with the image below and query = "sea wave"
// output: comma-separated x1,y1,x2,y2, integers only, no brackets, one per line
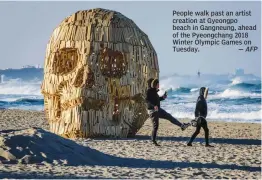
208,109,261,122
230,76,261,85
190,88,199,92
230,82,261,92
14,98,44,104
231,78,243,85
0,94,44,110
173,87,191,93
0,97,43,105
212,89,260,99
209,97,261,105
0,81,41,95
168,109,261,123
0,75,260,123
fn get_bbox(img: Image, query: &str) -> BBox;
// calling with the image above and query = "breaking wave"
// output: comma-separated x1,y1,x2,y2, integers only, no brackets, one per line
0,74,260,123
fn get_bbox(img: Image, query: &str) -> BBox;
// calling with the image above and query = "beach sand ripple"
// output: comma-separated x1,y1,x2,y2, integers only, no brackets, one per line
0,110,261,179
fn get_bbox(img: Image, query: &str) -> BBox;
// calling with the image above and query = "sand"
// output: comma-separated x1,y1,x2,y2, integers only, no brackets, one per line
0,109,261,179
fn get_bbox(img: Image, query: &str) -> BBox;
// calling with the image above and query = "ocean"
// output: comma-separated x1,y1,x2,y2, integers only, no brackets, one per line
0,74,261,123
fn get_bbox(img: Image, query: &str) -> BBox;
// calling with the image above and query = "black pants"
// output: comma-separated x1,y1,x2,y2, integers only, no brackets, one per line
188,117,209,145
149,108,182,142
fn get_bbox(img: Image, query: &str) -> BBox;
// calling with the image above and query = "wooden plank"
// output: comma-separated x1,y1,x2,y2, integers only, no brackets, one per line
42,9,159,139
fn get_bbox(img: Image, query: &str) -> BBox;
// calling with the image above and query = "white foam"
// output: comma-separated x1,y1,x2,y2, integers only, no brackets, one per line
162,98,261,123
231,77,243,85
231,75,261,85
0,95,42,102
0,81,41,96
167,109,261,123
208,109,261,121
0,97,18,102
190,88,199,92
211,89,260,99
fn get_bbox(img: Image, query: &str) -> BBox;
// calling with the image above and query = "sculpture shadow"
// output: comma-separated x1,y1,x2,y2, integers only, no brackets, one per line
0,128,260,174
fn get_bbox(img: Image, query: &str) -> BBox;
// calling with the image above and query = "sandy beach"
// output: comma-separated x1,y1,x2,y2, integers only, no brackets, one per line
0,109,261,179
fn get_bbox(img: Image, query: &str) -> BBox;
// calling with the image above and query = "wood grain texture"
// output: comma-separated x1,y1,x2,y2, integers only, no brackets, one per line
41,8,159,138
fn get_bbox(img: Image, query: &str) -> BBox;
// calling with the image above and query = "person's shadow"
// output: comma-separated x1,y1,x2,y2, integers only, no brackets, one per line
0,128,260,179
132,135,262,145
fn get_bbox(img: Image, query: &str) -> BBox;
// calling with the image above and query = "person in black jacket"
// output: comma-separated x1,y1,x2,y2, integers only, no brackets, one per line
146,78,190,146
187,87,213,147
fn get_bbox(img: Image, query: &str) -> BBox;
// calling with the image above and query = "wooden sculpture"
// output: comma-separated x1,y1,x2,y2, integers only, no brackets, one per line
41,8,159,138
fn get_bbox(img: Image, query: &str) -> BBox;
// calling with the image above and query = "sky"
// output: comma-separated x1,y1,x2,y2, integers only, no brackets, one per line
0,1,260,77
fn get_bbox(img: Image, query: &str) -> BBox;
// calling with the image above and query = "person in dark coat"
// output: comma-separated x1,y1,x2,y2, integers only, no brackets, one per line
146,78,190,146
187,87,213,147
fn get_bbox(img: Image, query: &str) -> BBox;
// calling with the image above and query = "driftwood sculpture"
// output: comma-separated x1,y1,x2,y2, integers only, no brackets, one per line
41,8,159,138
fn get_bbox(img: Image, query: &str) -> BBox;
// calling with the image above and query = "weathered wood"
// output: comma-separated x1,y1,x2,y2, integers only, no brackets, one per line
41,8,159,138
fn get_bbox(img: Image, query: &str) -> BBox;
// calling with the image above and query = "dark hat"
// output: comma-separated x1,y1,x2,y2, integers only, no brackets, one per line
151,78,159,88
199,87,209,98
199,87,206,96
147,78,154,88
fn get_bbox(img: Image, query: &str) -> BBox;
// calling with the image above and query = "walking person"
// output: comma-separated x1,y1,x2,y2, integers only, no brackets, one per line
187,87,214,147
146,78,190,146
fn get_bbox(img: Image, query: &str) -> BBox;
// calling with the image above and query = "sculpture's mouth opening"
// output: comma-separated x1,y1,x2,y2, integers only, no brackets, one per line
113,96,134,115
112,88,132,115
113,98,120,115
112,97,127,122
113,88,119,115
112,94,143,117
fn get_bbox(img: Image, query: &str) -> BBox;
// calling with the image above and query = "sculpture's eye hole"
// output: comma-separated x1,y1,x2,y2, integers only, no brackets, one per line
73,67,84,88
51,48,79,75
100,47,127,78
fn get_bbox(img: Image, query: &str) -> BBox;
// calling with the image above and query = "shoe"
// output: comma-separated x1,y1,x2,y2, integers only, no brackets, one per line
153,141,160,146
205,144,214,147
187,143,192,146
181,123,191,131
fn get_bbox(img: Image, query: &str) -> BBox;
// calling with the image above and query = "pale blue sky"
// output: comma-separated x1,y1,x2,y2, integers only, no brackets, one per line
0,1,260,76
